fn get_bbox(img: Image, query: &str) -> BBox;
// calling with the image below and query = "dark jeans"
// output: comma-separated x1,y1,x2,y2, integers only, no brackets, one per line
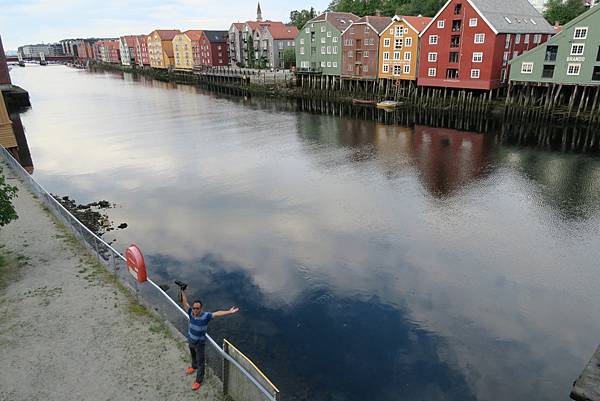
189,342,206,384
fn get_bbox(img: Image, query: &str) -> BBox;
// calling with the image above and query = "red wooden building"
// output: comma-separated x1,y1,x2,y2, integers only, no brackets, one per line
199,31,228,66
341,16,391,79
417,0,555,90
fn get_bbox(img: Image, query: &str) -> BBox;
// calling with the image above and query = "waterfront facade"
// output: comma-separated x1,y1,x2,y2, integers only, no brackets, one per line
254,23,298,69
148,30,181,69
134,36,150,67
417,0,555,90
509,5,600,85
119,36,138,66
378,16,431,81
172,31,198,70
228,23,245,66
341,16,391,79
18,43,64,59
199,31,228,66
296,12,358,75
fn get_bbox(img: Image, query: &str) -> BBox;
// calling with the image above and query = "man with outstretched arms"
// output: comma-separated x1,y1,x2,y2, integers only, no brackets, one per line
180,288,239,391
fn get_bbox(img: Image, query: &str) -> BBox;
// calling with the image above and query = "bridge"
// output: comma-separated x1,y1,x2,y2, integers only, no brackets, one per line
6,55,75,63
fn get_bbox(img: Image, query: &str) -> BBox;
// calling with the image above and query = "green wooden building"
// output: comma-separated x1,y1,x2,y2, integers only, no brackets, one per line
295,12,358,76
509,5,600,85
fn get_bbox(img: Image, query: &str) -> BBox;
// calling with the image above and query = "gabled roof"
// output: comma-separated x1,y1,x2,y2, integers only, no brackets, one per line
152,30,182,41
310,12,359,32
470,0,554,34
403,16,433,33
267,23,299,39
184,30,204,41
349,16,392,34
232,23,244,30
203,30,228,43
421,0,554,36
120,35,138,46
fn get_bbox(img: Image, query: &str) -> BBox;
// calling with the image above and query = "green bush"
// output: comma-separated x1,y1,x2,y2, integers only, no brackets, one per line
0,168,18,226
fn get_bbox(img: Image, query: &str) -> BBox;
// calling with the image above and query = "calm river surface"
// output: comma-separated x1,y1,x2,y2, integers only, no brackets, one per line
10,65,600,401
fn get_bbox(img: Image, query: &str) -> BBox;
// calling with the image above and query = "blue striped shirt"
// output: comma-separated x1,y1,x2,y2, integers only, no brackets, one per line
187,308,212,344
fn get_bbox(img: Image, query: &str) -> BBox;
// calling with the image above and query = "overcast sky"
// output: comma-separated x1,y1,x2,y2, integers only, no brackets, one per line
0,0,331,51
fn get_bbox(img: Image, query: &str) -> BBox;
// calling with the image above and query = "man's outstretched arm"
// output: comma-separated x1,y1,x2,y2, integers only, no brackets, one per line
180,289,190,311
212,306,239,318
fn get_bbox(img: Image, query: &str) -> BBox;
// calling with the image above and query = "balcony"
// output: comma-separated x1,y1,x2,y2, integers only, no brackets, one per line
450,36,460,48
452,20,462,32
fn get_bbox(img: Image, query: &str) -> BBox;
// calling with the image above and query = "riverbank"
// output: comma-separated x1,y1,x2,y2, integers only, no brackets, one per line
0,164,220,401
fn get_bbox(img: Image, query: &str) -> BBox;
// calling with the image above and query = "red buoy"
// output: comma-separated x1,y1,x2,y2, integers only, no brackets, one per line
125,244,148,283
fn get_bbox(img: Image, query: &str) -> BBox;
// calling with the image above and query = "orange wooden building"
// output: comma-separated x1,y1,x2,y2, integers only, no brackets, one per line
378,15,431,81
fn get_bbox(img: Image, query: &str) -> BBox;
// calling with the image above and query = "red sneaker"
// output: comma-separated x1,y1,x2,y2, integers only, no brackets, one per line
186,367,196,375
191,381,201,391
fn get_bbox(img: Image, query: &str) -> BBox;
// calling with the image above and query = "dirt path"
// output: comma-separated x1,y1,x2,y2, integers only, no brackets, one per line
0,164,221,401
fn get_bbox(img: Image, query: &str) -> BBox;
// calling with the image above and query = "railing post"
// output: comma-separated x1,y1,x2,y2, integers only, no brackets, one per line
222,340,230,397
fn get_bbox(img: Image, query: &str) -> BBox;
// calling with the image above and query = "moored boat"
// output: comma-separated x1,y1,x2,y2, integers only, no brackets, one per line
352,99,377,106
376,100,401,109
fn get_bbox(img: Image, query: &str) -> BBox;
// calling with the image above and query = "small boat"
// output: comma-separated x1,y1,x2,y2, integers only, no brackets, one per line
376,100,401,110
352,98,377,106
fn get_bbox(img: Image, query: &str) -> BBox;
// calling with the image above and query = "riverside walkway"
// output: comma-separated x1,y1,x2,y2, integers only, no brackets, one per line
0,164,220,401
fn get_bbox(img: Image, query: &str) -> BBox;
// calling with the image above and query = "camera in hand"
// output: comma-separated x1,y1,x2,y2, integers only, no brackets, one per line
174,280,188,291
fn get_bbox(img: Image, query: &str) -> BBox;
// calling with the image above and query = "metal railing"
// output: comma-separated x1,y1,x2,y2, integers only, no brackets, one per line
0,145,278,401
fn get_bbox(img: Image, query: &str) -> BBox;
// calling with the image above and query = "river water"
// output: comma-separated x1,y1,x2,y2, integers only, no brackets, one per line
10,65,600,401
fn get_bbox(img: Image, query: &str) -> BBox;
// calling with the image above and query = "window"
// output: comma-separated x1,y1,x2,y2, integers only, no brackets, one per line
405,37,412,47
333,46,338,54
567,63,581,75
428,52,437,62
305,28,310,33
327,46,331,54
348,65,353,71
505,34,511,49
592,66,600,81
438,20,445,29
446,68,459,78
384,38,390,47
321,26,326,32
428,68,437,77
321,61,326,67
300,47,304,55
321,37,326,44
333,37,338,43
327,31,332,38
363,65,368,72
515,34,521,44
333,62,337,68
393,65,401,75
469,18,478,27
452,20,462,32
403,64,410,74
404,52,411,61
327,61,331,67
521,62,533,74
364,26,370,33
472,52,483,62
395,26,403,37
364,50,369,57
470,69,480,78
474,34,485,44
383,64,389,73
300,38,305,45
533,34,541,44
574,27,588,39
383,51,390,60
429,35,438,45
454,3,462,14
394,51,400,60
513,50,519,58
395,38,403,48
348,50,353,58
451,36,460,47
503,51,510,62
542,64,555,79
571,43,585,56
449,52,459,63
321,46,326,54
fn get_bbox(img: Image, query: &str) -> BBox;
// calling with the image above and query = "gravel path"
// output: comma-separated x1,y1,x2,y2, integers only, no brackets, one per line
0,164,220,401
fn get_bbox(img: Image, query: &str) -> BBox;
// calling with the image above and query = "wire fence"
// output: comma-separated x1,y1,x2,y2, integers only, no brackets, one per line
0,145,279,401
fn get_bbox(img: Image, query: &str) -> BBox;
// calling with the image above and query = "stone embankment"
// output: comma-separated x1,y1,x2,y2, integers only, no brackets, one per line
0,164,220,401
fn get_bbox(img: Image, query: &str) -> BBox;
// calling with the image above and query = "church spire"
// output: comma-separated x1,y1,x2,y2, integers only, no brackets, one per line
257,2,263,21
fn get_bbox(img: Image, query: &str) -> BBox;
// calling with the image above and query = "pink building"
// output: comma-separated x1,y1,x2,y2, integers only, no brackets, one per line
135,35,150,67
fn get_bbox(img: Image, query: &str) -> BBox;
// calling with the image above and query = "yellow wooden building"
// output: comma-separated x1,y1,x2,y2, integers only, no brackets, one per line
147,30,181,69
378,15,431,81
172,30,203,70
0,95,17,149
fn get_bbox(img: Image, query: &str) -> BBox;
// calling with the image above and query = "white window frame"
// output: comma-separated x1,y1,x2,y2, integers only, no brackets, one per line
321,26,326,33
521,62,534,74
393,65,401,75
567,63,581,76
321,46,326,54
472,52,483,63
333,46,338,54
332,61,337,68
383,51,390,60
395,38,403,48
403,64,410,74
437,20,445,29
333,36,338,43
574,27,588,40
384,38,391,47
405,37,413,47
404,52,411,61
570,43,585,56
383,64,389,73
321,37,326,44
428,52,437,62
327,31,332,38
469,18,478,27
300,38,305,45
364,50,369,58
321,61,326,67
428,68,436,77
327,61,331,67
470,69,480,78
393,51,400,60
474,34,485,44
429,35,438,45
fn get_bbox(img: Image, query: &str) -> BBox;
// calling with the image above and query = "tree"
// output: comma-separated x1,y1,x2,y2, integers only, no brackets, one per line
283,48,296,69
290,8,317,29
544,0,586,25
0,168,18,227
327,0,445,17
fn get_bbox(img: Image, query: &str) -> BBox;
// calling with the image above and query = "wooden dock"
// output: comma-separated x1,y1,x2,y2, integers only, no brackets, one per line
571,345,600,401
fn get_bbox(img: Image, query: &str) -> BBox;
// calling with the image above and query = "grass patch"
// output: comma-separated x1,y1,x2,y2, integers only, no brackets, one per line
0,252,27,290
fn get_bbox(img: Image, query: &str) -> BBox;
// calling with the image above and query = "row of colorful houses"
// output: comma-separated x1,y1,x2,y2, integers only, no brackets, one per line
295,0,599,91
